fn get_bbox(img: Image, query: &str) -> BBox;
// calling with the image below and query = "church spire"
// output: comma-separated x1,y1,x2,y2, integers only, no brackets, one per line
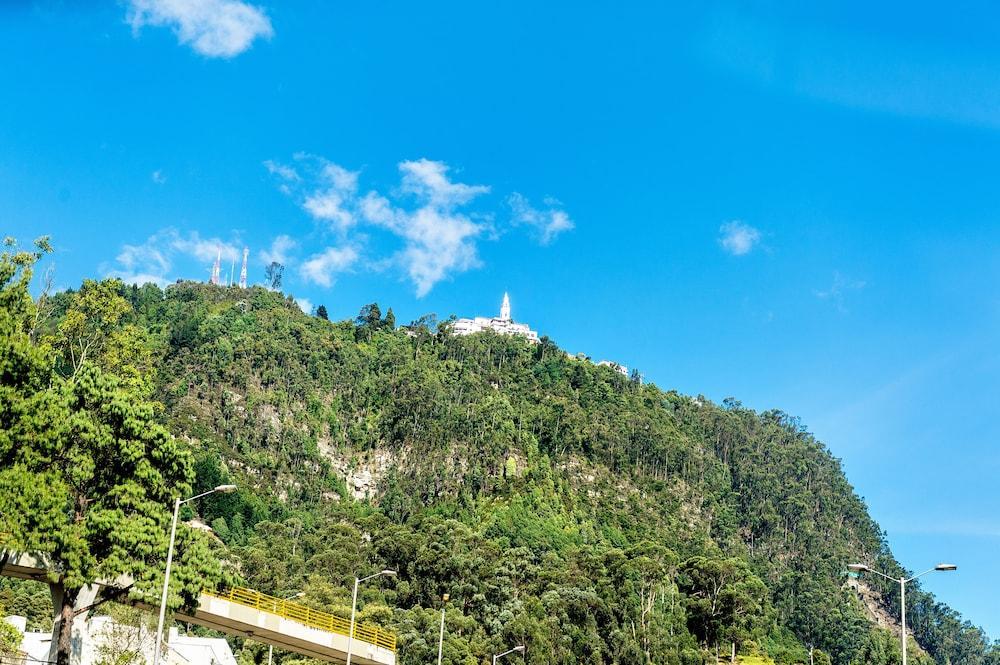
500,292,511,321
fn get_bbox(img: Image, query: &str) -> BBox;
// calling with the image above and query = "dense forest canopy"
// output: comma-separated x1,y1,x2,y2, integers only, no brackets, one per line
5,259,998,664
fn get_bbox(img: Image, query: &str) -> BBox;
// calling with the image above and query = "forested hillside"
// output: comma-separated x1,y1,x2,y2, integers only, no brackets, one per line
10,272,999,665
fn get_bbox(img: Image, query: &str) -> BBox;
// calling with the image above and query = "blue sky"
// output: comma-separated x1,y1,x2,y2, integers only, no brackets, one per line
2,0,998,637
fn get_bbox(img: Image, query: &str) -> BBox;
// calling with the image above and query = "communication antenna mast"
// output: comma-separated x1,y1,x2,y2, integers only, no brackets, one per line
239,247,249,289
210,249,221,285
229,256,236,286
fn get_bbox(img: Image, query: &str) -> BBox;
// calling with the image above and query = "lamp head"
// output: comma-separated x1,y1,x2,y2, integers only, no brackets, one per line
442,593,450,602
513,646,525,653
290,592,305,599
935,564,957,571
847,563,869,572
381,569,397,577
214,484,238,493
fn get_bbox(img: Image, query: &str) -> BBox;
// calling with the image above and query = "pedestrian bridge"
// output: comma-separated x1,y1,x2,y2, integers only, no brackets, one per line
0,552,395,665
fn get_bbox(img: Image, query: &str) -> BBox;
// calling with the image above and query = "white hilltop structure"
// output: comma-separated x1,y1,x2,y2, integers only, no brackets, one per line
453,293,540,343
597,360,629,376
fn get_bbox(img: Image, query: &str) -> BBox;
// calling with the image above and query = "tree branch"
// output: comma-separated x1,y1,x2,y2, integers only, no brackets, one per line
73,583,135,617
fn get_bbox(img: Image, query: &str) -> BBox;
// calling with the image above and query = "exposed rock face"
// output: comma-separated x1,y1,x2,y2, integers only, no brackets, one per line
324,448,397,501
849,578,897,629
847,578,933,659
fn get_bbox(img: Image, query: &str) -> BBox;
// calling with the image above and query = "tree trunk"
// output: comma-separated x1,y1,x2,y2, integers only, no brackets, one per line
48,583,100,665
48,583,78,665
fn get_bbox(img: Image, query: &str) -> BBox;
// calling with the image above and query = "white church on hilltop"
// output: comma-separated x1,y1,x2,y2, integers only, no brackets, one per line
453,293,540,343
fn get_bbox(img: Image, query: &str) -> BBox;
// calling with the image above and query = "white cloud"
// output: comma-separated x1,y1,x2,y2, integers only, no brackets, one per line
260,234,297,265
719,220,761,256
105,228,242,285
398,159,490,207
267,154,571,296
117,236,171,275
815,271,866,312
266,156,359,231
300,246,359,287
126,0,273,59
106,229,174,285
263,160,299,182
170,230,241,263
151,170,166,184
295,297,313,314
507,192,575,244
360,160,488,297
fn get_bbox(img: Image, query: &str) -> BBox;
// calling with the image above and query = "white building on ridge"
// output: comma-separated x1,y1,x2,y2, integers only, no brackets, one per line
453,293,539,343
597,360,629,376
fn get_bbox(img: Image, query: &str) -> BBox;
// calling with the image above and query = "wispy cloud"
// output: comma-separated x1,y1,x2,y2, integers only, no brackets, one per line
359,159,488,297
266,155,359,231
151,170,166,185
260,234,297,265
815,271,866,312
267,155,572,296
398,158,489,207
170,230,241,263
295,297,314,314
126,0,273,58
719,220,761,256
105,228,242,285
299,246,359,287
263,159,300,185
508,193,574,244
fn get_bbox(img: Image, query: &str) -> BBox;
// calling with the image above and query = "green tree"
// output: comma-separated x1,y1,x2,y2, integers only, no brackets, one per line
316,305,329,321
0,240,225,665
0,617,22,659
679,556,770,655
265,262,284,290
51,279,156,395
356,303,382,328
53,279,131,378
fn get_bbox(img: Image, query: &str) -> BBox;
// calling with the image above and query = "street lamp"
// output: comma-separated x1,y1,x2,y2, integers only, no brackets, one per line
267,592,305,665
492,645,525,665
153,484,237,665
847,562,956,665
345,569,396,665
437,594,449,665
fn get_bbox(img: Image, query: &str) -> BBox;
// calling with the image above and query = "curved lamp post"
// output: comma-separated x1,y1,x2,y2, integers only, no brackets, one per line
345,569,396,665
153,484,238,665
267,592,305,665
848,562,956,665
492,645,525,665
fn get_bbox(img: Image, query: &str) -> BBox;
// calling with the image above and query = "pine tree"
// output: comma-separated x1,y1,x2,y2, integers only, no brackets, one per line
0,239,225,665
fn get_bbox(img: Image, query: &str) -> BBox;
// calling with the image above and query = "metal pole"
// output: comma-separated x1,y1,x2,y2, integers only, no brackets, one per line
900,578,907,665
345,577,359,665
266,645,273,665
437,606,446,665
153,498,181,665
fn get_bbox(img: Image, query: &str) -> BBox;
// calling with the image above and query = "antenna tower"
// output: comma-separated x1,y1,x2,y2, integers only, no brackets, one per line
210,249,221,285
239,247,249,288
